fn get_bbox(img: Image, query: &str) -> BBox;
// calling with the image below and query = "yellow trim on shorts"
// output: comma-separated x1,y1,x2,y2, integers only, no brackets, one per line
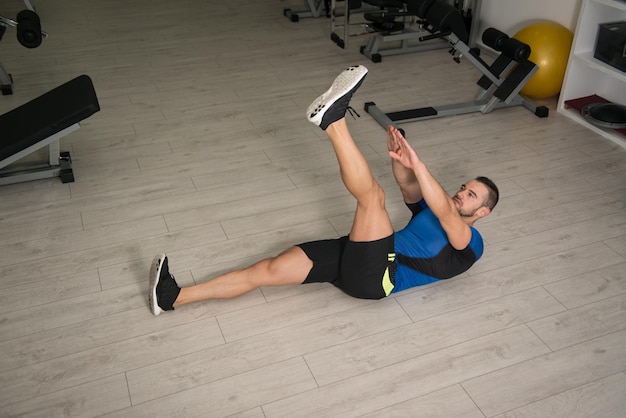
382,252,395,296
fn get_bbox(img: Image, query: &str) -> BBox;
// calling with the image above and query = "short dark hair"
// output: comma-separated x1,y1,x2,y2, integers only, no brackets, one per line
475,176,499,210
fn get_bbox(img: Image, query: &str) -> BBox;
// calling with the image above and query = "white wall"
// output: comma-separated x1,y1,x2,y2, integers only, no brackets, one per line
477,0,583,36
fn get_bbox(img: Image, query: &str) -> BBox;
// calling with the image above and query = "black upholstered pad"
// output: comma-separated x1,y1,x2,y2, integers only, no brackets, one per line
0,75,100,162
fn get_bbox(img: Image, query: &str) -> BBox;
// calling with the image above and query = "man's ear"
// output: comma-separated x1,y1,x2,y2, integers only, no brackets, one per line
477,206,491,218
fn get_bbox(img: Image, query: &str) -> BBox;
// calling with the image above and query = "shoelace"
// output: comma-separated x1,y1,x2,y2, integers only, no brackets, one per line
347,106,360,120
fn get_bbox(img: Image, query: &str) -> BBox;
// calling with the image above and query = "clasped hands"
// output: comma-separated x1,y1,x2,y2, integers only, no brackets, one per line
387,125,421,170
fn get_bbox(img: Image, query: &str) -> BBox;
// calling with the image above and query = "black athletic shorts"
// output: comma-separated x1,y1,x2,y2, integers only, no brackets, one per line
297,235,396,300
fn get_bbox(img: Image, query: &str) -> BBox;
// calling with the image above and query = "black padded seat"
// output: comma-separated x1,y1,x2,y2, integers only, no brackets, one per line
0,75,99,162
406,0,468,44
424,1,468,43
406,0,435,17
364,0,405,8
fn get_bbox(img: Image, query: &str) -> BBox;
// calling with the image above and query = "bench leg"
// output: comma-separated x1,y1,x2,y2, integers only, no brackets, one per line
0,62,14,95
0,124,78,185
0,151,74,185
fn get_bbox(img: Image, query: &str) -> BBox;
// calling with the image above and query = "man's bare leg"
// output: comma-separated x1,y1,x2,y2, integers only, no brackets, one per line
149,247,313,315
307,65,393,242
326,118,393,242
174,247,312,306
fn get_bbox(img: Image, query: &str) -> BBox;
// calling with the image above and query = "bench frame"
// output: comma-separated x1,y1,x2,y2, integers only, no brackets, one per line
0,74,99,185
0,124,78,185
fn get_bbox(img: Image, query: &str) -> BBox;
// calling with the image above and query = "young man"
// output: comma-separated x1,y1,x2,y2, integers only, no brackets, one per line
149,65,499,315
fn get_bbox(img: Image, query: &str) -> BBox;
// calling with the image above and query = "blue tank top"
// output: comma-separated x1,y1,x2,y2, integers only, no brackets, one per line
391,199,483,293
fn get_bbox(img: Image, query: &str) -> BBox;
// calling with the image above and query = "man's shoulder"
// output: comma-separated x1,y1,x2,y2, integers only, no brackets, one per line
406,198,427,218
468,227,484,256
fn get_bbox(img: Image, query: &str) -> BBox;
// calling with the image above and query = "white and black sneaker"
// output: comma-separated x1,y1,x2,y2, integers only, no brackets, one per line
307,65,368,130
149,253,181,316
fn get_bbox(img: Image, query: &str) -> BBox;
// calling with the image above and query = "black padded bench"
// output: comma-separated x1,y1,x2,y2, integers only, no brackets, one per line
0,74,100,185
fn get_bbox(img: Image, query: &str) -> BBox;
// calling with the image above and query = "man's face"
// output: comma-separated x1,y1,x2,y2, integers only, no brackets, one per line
452,180,490,218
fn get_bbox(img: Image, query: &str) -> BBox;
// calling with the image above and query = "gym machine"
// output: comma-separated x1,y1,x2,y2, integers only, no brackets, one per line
364,0,549,133
0,0,47,95
330,0,392,49
360,0,481,63
329,0,476,57
283,0,329,22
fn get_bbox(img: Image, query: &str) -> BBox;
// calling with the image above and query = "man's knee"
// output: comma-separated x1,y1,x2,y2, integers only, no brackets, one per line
360,183,387,209
372,183,387,205
248,258,275,286
249,247,312,286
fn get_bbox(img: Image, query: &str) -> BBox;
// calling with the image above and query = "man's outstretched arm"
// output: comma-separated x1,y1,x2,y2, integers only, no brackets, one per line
389,132,472,250
387,126,422,204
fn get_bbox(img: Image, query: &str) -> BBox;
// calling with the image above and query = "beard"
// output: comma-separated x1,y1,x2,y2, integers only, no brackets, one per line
457,206,478,218
453,195,481,218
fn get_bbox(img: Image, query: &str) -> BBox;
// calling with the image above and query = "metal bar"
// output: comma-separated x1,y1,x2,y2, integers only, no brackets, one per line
0,123,79,169
364,102,402,130
22,0,35,11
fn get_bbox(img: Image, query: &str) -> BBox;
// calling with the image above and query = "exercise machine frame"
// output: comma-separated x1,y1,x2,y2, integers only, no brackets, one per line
283,0,328,21
330,0,387,49
365,28,549,132
360,0,481,62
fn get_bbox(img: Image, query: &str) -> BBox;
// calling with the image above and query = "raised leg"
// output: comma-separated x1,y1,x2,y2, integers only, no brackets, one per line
326,118,393,242
307,65,393,242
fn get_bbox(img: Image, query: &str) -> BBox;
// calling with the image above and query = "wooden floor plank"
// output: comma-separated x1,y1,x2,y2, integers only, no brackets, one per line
360,385,484,418
126,299,409,405
0,374,131,417
263,326,550,417
305,287,563,386
528,293,626,351
542,262,626,308
106,358,317,418
494,371,626,418
0,318,224,407
462,330,626,417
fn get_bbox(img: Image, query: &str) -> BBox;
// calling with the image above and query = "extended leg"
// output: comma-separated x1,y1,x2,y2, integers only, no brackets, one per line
149,247,312,315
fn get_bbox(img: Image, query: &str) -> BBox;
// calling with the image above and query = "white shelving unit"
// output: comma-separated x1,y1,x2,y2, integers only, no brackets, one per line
557,0,626,148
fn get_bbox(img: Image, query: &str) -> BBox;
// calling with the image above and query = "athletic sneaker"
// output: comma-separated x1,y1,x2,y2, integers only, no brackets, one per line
307,65,368,130
149,253,181,316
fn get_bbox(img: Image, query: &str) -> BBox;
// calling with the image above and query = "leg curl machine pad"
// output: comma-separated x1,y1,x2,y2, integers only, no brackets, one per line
0,75,100,185
364,0,548,132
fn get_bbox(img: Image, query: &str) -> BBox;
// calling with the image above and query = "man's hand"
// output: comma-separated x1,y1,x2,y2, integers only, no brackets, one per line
387,127,472,250
387,125,401,153
387,126,423,204
388,126,422,171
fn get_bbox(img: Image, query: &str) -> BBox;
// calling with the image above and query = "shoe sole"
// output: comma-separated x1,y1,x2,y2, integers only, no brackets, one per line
149,253,167,316
307,65,368,127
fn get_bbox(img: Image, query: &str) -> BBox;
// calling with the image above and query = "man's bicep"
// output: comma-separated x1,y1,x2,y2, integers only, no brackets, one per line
441,217,472,250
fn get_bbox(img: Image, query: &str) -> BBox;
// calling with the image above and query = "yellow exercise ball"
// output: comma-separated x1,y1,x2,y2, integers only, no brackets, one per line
514,21,573,99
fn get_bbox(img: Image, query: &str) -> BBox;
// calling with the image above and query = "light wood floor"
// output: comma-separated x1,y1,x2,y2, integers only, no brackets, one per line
1,0,625,416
